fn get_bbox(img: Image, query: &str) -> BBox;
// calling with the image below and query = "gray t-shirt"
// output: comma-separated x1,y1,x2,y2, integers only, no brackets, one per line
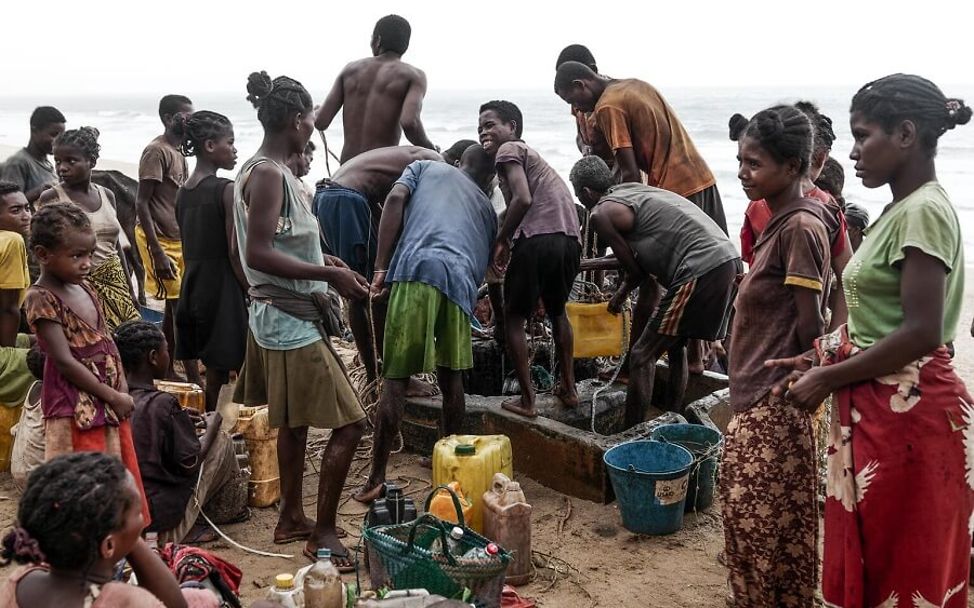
602,183,738,287
388,160,498,317
0,148,57,194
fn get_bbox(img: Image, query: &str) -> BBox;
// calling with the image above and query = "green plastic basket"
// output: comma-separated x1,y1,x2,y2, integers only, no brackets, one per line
363,485,511,607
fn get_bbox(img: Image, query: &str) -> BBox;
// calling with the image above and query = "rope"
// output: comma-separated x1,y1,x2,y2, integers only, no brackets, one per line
318,130,340,179
588,297,631,435
190,455,295,559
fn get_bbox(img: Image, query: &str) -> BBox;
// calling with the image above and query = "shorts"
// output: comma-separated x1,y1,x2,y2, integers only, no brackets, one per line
135,225,184,300
382,282,472,378
504,233,581,318
313,183,376,280
649,258,742,340
233,332,365,430
686,184,729,235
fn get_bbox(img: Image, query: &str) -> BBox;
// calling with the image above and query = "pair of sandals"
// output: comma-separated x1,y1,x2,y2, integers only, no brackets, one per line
274,523,355,573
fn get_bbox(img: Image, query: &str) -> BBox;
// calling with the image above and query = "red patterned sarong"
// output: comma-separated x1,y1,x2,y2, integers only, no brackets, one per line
818,326,974,608
45,417,152,528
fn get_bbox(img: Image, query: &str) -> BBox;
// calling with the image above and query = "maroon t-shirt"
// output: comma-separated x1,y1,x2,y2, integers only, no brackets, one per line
129,385,202,532
495,141,581,244
729,200,834,411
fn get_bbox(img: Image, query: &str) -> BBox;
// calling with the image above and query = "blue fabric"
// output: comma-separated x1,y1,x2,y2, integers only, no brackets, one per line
313,184,376,279
387,161,497,317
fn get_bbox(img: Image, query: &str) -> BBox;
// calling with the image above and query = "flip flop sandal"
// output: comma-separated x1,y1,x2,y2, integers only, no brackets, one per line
303,546,356,573
274,525,347,544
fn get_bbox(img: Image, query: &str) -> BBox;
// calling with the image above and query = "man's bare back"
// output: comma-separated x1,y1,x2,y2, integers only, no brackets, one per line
328,145,442,203
316,55,435,163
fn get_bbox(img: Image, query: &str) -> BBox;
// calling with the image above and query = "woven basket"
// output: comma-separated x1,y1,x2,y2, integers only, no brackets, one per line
363,485,511,607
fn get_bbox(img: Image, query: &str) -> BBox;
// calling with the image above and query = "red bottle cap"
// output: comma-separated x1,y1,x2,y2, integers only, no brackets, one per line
485,543,499,555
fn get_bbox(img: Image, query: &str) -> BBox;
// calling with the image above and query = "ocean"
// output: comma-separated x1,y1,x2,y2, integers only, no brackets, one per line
2,86,972,257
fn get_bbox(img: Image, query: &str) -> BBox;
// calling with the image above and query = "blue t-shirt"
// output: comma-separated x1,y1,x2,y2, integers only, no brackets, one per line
387,161,497,316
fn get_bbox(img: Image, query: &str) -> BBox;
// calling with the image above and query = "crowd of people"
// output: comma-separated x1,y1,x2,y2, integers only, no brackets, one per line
0,12,973,608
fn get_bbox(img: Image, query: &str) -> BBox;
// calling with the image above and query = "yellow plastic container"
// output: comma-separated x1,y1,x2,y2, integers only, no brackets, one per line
428,481,474,525
0,405,23,473
154,380,205,413
234,406,280,507
432,435,513,532
566,301,630,358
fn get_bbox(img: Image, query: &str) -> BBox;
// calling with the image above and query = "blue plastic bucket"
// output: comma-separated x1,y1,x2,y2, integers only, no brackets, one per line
603,440,693,535
139,306,164,327
650,423,723,512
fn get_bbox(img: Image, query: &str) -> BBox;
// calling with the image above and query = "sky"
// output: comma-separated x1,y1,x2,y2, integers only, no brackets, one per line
2,0,971,97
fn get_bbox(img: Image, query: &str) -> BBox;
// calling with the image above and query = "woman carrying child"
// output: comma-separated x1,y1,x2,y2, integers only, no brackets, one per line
172,111,248,412
24,203,150,525
37,127,139,332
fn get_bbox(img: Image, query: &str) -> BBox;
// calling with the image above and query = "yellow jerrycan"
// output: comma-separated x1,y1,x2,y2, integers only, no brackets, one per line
432,435,513,532
565,301,630,358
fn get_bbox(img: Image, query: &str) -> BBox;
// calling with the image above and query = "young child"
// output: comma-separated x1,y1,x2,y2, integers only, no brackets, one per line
0,181,31,348
115,319,243,545
24,202,150,524
37,126,139,331
172,111,248,412
0,453,185,607
135,94,194,381
478,100,582,417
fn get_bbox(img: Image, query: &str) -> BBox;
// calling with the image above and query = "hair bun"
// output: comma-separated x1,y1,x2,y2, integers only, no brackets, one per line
79,126,100,140
945,98,972,128
756,110,785,139
1,527,46,565
728,113,749,141
246,71,274,108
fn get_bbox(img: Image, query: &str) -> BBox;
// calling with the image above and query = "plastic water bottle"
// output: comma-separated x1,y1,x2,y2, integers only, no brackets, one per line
430,526,465,556
303,548,343,608
461,542,500,561
266,573,303,607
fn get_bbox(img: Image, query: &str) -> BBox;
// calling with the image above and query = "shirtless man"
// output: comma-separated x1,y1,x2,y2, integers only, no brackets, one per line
312,145,440,391
314,14,436,163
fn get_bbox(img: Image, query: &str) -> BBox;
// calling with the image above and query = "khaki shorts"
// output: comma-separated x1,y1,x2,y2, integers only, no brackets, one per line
234,333,365,430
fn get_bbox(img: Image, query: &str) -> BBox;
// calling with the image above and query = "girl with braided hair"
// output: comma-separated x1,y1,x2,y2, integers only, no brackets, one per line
0,453,185,607
171,111,248,412
37,126,140,331
720,105,838,606
23,203,151,528
232,71,368,570
769,74,974,607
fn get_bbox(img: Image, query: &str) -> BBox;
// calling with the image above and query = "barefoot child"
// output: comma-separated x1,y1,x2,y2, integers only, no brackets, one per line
0,453,187,607
24,202,150,525
115,320,244,545
172,111,248,412
478,100,582,417
38,127,140,331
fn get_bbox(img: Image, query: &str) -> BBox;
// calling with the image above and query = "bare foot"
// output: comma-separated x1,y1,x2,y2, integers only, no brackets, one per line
406,376,437,397
553,383,579,408
353,481,385,504
688,362,706,375
274,515,316,544
304,532,356,573
501,396,538,418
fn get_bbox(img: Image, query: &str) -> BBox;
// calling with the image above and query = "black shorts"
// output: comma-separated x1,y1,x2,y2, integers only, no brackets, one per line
504,233,581,318
648,258,742,340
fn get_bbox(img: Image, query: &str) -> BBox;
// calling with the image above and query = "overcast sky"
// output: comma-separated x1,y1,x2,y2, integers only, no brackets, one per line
2,0,969,97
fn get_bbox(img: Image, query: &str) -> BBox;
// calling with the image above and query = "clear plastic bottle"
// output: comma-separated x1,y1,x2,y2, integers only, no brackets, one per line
430,526,465,556
266,573,303,607
303,548,343,608
461,542,499,561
